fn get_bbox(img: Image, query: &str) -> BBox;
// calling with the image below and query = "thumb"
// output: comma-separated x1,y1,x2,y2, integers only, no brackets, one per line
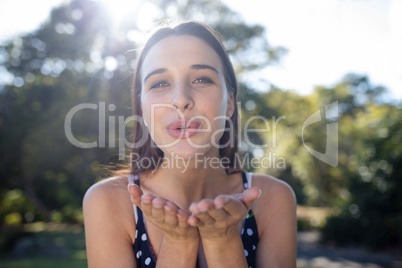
128,183,143,207
240,187,261,210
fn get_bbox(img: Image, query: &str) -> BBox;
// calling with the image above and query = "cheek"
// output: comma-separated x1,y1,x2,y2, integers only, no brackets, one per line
201,90,228,115
200,97,228,133
140,95,159,129
141,92,159,113
141,94,174,137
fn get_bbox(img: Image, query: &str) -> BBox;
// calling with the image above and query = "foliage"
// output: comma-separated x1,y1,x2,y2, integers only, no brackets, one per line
320,100,402,249
0,224,86,267
0,0,121,225
239,73,402,248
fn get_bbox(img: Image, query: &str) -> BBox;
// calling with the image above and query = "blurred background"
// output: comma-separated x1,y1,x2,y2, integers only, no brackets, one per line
0,0,401,267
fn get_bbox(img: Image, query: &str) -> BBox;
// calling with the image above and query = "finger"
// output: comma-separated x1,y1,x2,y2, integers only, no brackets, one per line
214,195,229,209
177,210,191,231
204,206,230,222
128,183,143,207
188,214,199,226
151,197,166,222
190,211,216,226
214,195,247,219
240,187,261,210
140,193,154,215
189,200,215,226
163,201,178,226
188,202,199,226
189,199,214,214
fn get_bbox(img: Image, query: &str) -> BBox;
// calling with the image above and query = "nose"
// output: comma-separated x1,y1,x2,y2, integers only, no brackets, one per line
171,82,194,111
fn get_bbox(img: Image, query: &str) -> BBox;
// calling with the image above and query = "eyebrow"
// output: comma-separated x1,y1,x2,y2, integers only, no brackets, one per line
144,68,167,83
143,64,219,83
191,64,219,74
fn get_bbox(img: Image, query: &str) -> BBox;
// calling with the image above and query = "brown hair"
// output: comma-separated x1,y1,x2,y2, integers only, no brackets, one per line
130,21,239,174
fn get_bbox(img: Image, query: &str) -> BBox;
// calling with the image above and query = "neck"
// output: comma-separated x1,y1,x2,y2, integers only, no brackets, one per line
141,152,232,212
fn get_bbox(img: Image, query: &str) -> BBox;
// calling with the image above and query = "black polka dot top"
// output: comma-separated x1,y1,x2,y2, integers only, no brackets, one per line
130,171,259,268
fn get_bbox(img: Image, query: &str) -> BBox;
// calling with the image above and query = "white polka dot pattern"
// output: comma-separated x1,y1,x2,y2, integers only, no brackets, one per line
240,173,259,268
141,233,147,241
145,257,151,265
247,228,253,236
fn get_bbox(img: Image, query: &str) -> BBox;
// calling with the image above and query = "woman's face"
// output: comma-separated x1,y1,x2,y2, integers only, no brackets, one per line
140,35,234,159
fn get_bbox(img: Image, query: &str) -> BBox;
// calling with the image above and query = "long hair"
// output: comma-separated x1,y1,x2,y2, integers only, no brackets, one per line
130,21,239,174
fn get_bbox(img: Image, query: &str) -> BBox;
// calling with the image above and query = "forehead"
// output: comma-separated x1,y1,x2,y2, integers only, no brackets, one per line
141,35,223,75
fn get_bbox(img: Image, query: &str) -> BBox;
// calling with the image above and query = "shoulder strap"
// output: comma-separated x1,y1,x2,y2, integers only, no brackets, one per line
241,171,253,189
127,174,139,184
128,174,140,223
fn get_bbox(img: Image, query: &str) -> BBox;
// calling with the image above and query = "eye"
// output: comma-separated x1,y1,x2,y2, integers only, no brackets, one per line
193,77,214,84
150,80,169,89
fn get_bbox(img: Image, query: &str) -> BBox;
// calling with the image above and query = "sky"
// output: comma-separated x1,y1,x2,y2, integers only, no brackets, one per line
221,0,402,100
0,0,401,100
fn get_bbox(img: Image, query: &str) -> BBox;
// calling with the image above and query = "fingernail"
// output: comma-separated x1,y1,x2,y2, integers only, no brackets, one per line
189,203,196,212
200,207,208,213
164,205,172,211
127,183,134,192
177,213,183,218
141,198,151,204
153,203,163,209
258,189,262,198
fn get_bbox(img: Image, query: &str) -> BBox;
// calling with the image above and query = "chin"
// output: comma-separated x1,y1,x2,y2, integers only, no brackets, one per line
161,143,213,161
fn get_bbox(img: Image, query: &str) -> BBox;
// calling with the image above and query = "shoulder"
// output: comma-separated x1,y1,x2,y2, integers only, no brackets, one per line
251,173,296,205
84,176,130,201
249,173,297,232
83,176,136,242
83,177,138,267
83,176,132,212
250,173,297,267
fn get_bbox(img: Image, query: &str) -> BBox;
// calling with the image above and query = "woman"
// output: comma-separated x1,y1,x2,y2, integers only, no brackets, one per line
83,21,297,268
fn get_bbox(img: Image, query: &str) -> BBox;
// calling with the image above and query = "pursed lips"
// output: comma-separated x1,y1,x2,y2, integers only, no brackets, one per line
166,118,201,139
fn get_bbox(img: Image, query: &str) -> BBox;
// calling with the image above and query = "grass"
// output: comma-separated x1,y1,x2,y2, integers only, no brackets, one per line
0,223,87,268
0,257,87,268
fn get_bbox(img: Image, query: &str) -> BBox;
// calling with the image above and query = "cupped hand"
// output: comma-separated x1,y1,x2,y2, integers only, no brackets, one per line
187,187,261,242
128,183,199,243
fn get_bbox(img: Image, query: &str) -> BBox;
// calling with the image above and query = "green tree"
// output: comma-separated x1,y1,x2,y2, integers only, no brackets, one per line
0,0,125,224
321,91,402,249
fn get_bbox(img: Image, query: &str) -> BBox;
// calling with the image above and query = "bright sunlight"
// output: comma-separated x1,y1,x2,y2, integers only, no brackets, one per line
96,0,162,32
